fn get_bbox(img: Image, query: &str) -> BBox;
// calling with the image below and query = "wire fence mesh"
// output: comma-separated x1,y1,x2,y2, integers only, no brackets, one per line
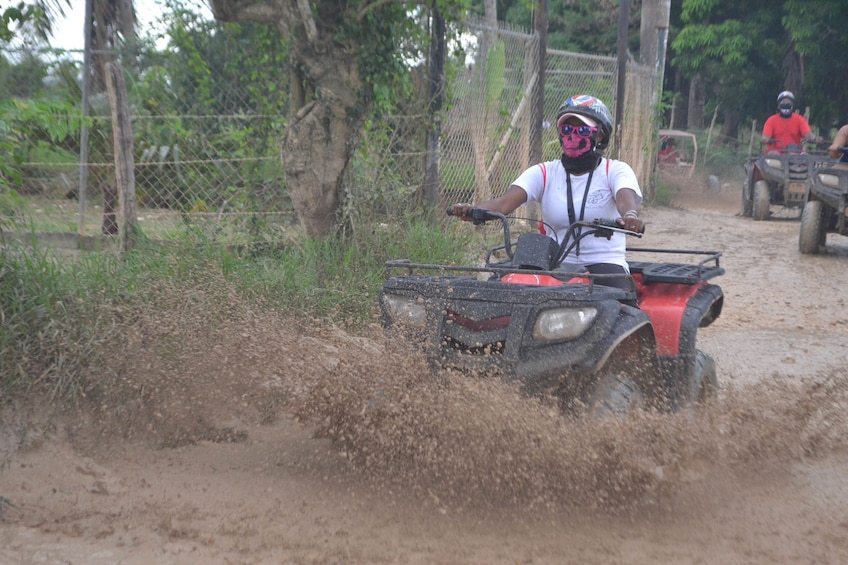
1,16,659,245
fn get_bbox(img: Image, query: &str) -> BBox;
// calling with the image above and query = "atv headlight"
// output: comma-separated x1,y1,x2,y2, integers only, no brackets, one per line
818,173,841,188
382,294,427,328
764,158,782,169
533,307,598,341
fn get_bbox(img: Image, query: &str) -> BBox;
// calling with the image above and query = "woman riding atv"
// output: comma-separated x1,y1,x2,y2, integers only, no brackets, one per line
449,94,644,291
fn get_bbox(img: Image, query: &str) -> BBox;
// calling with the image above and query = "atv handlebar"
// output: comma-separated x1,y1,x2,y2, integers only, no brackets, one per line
447,208,642,268
760,138,817,154
446,206,504,225
446,207,643,235
448,207,514,259
575,218,644,237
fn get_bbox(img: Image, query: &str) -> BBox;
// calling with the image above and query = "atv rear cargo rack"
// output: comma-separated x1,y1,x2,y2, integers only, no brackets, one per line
627,248,724,284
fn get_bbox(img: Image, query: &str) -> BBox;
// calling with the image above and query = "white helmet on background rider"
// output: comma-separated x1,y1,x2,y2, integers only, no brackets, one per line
777,91,795,118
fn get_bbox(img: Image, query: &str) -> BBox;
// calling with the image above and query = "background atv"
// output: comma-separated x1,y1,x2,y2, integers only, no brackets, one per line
742,141,825,221
379,209,725,415
799,156,848,254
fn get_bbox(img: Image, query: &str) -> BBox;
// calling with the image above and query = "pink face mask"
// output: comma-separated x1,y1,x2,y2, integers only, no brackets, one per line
559,123,597,157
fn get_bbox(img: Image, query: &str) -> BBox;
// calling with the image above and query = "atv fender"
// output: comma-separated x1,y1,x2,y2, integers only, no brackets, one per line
518,303,660,401
637,282,723,357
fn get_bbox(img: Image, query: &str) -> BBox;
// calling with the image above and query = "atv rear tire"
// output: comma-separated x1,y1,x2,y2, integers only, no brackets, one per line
799,199,825,255
752,180,770,221
586,374,645,417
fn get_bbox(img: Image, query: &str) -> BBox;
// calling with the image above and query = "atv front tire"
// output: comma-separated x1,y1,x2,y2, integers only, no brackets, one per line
799,199,825,255
692,349,717,403
741,179,753,217
586,374,645,417
752,180,771,221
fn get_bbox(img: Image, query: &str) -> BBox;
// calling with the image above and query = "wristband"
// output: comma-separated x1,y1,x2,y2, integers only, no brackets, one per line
623,210,639,219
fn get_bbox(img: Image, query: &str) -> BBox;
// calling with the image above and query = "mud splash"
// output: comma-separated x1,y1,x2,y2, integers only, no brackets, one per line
51,285,847,520
289,333,848,516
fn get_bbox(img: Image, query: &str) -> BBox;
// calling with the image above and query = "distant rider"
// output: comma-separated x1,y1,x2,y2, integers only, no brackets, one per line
761,91,820,154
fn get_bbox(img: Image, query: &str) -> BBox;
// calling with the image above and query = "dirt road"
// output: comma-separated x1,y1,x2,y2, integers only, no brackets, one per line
1,179,847,564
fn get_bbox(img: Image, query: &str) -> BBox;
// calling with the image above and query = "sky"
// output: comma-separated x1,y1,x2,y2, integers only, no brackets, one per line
49,0,212,51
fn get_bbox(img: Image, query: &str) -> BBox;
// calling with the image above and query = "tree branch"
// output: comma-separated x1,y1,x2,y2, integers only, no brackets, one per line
208,0,283,25
296,0,318,43
356,0,418,23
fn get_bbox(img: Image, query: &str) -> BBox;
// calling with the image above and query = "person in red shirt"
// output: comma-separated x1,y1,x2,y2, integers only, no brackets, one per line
761,91,820,153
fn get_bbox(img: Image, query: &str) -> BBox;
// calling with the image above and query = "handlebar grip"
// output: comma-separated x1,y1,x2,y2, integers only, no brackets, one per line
590,217,645,235
448,206,503,225
594,218,619,229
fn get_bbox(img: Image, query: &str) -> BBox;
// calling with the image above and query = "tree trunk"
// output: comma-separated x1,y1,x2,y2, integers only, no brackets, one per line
720,109,741,145
283,99,352,236
101,162,118,236
687,74,705,130
105,60,138,251
210,0,367,238
282,48,362,237
90,0,137,239
423,9,446,215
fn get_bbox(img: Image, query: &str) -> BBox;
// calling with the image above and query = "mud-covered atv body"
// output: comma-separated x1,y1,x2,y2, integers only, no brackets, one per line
742,143,824,221
799,157,848,254
379,210,724,415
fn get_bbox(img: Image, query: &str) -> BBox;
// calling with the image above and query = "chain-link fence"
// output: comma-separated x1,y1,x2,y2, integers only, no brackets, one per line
1,16,658,245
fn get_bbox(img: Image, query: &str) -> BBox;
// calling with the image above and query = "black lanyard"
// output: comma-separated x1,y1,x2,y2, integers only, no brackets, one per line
565,161,597,257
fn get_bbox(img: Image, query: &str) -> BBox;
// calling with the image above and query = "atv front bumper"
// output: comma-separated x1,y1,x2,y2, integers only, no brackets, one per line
379,274,653,395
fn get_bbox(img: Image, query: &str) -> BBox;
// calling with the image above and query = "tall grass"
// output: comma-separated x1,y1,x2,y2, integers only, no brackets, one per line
0,243,104,400
652,175,678,207
0,217,471,402
229,218,473,324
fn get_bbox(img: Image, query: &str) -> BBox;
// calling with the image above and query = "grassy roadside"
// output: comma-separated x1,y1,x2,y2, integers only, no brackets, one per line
0,218,472,404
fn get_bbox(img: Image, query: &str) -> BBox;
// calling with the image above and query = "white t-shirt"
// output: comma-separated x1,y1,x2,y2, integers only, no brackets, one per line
513,157,642,271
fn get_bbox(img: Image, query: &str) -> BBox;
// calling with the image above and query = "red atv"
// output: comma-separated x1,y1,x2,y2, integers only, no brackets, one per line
379,209,725,415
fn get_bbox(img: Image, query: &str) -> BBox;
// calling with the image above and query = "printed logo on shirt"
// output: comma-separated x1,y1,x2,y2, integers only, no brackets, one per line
585,188,610,207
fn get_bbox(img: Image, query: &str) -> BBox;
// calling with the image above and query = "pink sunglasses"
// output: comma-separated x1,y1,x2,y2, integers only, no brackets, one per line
560,124,597,138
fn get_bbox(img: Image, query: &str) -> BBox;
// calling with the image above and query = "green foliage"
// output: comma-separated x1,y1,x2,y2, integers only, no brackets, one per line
669,0,848,133
153,0,289,117
347,3,418,116
0,97,80,192
0,187,24,226
343,117,421,225
441,160,475,201
498,0,639,56
0,1,57,42
131,0,288,214
784,0,848,127
651,176,677,207
0,4,25,41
